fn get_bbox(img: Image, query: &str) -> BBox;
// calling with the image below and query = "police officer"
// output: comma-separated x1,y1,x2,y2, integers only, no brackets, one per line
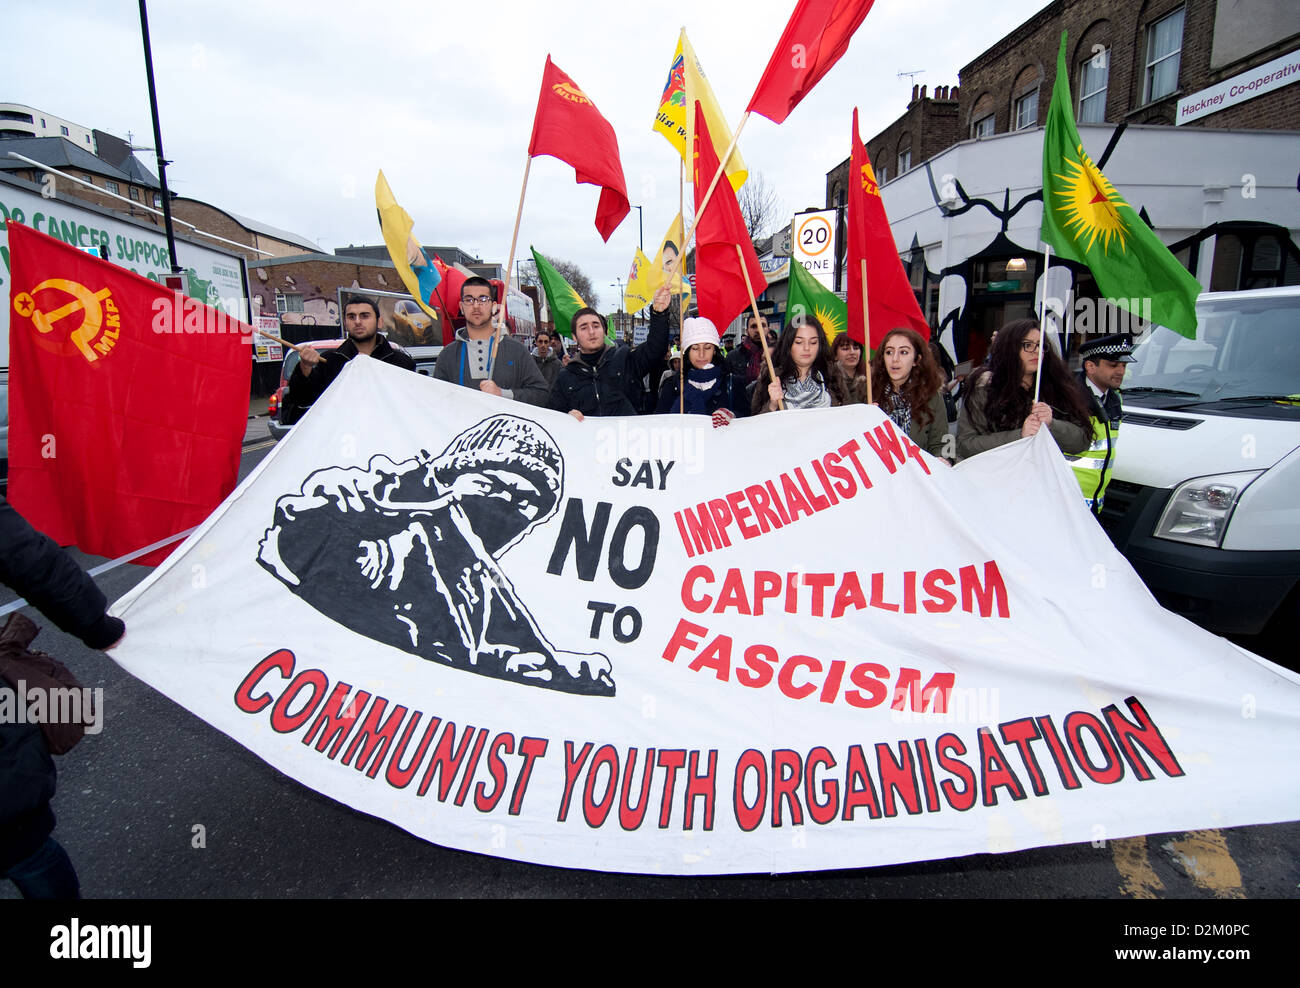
1068,333,1136,515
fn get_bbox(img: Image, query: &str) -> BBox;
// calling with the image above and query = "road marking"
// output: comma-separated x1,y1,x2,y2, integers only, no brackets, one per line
243,439,275,453
1163,830,1247,898
1111,837,1164,898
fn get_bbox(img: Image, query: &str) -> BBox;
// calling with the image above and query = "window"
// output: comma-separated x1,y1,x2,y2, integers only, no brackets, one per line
153,193,162,207
84,135,90,143
81,174,94,184
897,148,911,174
1014,90,1039,130
105,181,120,195
129,187,140,201
276,293,304,314
972,114,994,138
60,125,69,136
1144,7,1184,103
877,163,888,185
1078,49,1109,123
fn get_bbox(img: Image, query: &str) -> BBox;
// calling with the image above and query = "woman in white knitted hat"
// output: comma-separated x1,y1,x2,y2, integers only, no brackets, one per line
655,316,748,421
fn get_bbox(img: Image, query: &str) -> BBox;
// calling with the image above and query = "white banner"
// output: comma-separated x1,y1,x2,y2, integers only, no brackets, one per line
110,358,1300,875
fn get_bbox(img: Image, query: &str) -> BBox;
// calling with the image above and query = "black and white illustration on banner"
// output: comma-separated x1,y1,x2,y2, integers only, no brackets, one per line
258,415,614,695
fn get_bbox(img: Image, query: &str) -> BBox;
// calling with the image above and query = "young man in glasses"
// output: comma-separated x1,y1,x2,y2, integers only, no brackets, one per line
289,294,417,413
433,277,549,406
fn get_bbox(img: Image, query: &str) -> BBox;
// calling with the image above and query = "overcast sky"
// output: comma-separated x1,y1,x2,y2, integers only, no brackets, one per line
6,0,1049,309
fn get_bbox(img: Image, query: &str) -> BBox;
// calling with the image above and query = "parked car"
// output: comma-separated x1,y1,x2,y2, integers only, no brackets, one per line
1100,286,1300,640
267,339,345,440
267,340,440,440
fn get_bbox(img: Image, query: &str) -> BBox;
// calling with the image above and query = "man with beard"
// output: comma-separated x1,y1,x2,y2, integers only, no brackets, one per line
288,294,417,414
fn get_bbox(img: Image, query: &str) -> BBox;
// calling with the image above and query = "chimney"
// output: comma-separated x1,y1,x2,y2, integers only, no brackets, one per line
951,85,959,100
912,84,919,102
920,85,927,100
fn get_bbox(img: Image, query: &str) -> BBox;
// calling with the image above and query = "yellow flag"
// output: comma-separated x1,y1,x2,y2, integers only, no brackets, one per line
652,29,747,191
375,170,439,322
625,214,693,314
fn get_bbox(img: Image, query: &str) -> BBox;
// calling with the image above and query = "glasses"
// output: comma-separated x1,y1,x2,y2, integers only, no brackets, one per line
1020,341,1041,353
461,295,492,306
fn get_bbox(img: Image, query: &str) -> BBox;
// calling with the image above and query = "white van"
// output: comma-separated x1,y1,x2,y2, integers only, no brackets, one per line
1100,286,1299,640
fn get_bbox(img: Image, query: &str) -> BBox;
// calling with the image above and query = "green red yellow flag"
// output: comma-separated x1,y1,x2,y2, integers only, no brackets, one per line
531,247,613,344
1040,32,1200,338
653,29,747,191
787,256,846,343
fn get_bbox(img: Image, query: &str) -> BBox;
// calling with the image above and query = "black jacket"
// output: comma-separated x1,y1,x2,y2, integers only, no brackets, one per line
0,497,124,873
287,334,417,413
549,307,670,417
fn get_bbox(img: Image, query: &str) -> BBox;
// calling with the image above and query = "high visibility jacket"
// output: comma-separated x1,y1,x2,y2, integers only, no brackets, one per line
1066,379,1120,514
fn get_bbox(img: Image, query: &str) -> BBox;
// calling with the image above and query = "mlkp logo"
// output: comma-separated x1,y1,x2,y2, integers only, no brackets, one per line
13,278,120,363
552,81,591,105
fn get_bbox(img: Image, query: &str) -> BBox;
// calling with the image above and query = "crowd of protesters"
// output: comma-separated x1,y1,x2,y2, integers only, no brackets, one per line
295,287,1123,484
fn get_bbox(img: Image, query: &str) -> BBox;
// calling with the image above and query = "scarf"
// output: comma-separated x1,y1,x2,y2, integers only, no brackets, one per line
883,383,912,435
783,373,831,410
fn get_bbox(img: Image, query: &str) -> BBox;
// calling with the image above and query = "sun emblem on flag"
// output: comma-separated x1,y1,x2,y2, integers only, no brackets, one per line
812,301,844,341
1053,144,1129,254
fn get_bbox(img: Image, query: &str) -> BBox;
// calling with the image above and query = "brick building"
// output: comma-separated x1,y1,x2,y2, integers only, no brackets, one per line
821,0,1300,364
0,136,162,219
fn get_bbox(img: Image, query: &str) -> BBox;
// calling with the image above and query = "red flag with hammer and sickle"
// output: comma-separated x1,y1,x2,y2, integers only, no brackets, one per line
6,221,249,563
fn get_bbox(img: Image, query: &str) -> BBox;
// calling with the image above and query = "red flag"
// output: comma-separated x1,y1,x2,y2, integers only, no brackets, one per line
748,0,876,124
847,108,928,349
692,102,767,329
528,56,630,241
431,254,465,344
6,221,249,563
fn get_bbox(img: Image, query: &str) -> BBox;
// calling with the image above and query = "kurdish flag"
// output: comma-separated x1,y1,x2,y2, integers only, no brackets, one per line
787,256,846,343
1041,32,1200,337
531,248,613,344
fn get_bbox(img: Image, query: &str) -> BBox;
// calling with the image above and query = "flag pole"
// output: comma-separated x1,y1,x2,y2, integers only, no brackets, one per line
662,110,750,288
679,157,686,415
1034,242,1053,405
739,243,783,411
256,328,310,353
860,259,873,405
491,153,534,367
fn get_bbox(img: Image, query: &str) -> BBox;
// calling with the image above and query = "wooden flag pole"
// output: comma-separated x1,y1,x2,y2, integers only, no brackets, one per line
679,162,688,415
256,328,309,353
860,258,873,405
739,243,783,411
491,153,534,369
1034,243,1053,405
662,110,751,288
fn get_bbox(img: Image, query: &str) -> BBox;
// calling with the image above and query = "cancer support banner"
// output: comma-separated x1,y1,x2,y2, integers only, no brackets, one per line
109,359,1300,875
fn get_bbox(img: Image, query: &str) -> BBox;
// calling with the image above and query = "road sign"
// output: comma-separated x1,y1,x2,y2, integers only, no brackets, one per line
792,209,837,289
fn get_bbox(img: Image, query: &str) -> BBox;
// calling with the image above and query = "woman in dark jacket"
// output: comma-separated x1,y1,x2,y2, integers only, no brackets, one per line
752,315,848,414
550,286,671,420
956,318,1092,461
655,316,748,420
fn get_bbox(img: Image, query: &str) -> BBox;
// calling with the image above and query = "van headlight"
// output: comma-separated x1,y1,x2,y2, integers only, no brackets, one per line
1154,471,1262,548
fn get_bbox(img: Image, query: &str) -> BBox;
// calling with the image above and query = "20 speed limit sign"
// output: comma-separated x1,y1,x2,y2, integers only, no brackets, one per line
792,209,838,288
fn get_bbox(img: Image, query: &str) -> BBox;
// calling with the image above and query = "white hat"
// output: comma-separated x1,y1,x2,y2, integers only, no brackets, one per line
681,317,720,351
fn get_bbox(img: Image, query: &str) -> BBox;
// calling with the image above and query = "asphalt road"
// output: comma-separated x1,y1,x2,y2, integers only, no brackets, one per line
2,421,1297,900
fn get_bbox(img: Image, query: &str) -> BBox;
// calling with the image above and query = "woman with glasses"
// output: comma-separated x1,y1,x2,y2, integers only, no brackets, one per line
830,332,870,404
870,327,951,459
956,318,1092,461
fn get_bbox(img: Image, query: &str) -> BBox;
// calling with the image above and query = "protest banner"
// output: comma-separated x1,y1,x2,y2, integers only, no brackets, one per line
110,358,1300,874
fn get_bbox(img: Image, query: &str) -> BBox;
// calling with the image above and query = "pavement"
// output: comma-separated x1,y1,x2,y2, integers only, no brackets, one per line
244,395,272,445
